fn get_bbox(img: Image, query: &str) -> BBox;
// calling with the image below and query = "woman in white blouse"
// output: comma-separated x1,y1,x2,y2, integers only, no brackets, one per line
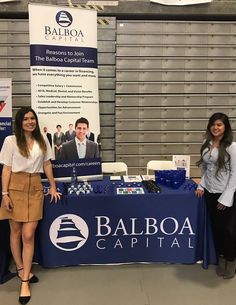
0,107,61,304
195,112,236,279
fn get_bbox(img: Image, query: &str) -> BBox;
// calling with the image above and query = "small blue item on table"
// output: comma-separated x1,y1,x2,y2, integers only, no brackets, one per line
155,169,186,189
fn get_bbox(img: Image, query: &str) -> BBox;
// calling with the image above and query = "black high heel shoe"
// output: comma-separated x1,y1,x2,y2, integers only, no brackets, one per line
16,267,39,284
19,279,31,305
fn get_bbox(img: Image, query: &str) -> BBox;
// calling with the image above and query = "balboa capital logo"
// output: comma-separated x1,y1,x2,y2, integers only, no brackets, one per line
56,11,73,27
49,214,89,251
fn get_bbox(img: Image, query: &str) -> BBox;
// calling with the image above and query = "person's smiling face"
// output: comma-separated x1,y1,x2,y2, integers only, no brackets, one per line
22,111,36,133
75,123,88,141
210,119,225,140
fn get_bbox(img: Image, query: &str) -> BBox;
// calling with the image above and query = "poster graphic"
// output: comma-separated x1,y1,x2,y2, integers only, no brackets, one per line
172,155,191,178
29,4,100,163
0,78,12,149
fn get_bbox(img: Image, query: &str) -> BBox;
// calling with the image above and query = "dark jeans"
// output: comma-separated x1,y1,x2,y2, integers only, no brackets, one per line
205,190,236,261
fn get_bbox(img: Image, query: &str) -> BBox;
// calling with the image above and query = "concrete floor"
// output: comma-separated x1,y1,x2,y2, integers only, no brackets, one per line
1,263,236,305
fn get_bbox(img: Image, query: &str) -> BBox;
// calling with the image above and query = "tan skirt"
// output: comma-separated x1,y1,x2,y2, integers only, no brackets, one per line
0,172,44,222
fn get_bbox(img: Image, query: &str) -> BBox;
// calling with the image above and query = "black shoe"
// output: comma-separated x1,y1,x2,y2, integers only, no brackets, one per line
29,274,39,284
19,295,31,305
216,256,226,277
19,279,31,305
223,260,236,279
16,267,39,284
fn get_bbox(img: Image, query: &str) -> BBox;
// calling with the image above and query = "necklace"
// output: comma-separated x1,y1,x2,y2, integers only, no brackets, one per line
26,137,34,150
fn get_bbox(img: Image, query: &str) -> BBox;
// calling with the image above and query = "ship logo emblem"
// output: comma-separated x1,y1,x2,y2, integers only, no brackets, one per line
56,11,73,27
49,214,89,251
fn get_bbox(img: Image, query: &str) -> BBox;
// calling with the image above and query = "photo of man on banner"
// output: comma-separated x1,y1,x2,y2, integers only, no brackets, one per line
60,117,99,160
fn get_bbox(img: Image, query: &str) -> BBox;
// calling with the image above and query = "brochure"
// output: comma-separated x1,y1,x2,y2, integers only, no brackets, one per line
123,175,143,183
172,155,191,178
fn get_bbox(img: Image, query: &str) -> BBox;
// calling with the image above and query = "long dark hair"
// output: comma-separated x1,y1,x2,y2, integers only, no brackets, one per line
197,112,233,176
14,107,47,158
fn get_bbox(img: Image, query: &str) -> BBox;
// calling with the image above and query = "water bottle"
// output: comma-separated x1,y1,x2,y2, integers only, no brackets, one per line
70,166,77,188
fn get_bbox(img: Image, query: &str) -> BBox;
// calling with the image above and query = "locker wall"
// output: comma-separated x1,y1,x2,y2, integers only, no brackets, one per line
116,20,236,176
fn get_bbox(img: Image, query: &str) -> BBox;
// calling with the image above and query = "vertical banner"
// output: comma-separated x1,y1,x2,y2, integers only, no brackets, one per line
29,4,100,153
0,78,12,150
0,79,14,285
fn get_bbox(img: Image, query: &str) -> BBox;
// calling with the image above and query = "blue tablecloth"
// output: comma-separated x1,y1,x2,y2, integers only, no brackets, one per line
35,179,217,268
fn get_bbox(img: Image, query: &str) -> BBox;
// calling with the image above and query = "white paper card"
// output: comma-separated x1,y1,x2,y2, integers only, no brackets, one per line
123,175,142,183
142,175,155,181
110,176,121,180
172,155,191,178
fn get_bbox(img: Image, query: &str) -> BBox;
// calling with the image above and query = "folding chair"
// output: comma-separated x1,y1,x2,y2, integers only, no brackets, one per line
146,160,175,175
102,162,128,175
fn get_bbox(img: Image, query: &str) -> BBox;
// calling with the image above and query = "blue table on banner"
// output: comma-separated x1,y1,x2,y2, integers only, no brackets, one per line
35,179,217,268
